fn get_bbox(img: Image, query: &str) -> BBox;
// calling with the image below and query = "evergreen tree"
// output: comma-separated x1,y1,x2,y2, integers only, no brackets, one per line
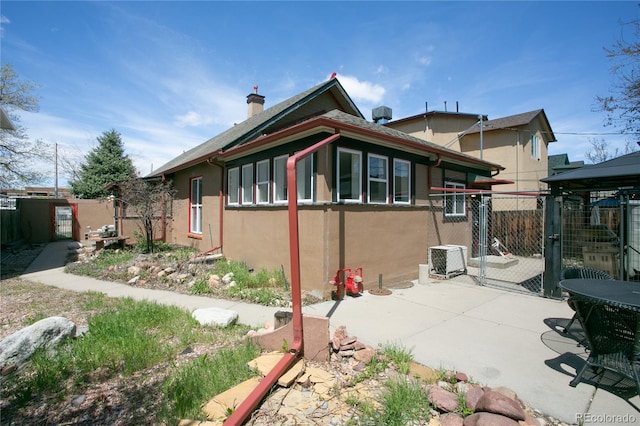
70,129,137,198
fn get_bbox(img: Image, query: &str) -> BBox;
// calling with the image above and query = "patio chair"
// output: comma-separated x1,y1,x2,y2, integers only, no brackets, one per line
561,266,614,333
569,296,640,396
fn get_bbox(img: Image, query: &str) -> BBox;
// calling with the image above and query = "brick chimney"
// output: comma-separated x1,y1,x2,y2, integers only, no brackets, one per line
247,85,265,118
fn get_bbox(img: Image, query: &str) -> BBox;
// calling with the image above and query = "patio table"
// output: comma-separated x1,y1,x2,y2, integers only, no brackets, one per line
559,278,640,395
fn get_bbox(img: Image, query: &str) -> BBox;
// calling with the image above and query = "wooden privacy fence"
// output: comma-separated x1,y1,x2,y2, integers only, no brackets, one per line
1,209,20,245
491,209,544,257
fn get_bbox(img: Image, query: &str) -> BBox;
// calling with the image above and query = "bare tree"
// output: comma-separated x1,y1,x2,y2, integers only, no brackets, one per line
117,178,175,253
596,16,640,136
0,64,50,188
585,137,639,163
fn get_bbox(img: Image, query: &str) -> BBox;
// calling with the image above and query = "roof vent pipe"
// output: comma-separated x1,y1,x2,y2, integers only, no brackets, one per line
372,106,392,124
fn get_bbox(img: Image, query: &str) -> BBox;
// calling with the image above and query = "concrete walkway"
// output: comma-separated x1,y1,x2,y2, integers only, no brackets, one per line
20,241,640,424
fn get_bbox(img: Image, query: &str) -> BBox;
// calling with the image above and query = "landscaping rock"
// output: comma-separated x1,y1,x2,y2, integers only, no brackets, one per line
0,316,76,370
191,307,238,327
463,385,485,411
441,412,464,426
127,265,141,275
426,384,459,412
464,412,520,426
128,275,140,285
474,390,526,421
208,274,221,288
455,371,468,382
353,346,375,363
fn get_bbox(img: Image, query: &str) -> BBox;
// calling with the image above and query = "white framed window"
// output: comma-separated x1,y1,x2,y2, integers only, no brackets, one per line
531,134,540,160
227,167,240,205
256,160,270,204
393,159,411,204
273,155,288,203
337,147,362,202
444,181,466,217
297,154,314,203
189,177,202,234
241,164,254,204
368,153,388,203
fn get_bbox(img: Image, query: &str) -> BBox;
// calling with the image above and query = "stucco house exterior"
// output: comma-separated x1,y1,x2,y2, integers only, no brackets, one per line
148,77,506,298
386,109,557,204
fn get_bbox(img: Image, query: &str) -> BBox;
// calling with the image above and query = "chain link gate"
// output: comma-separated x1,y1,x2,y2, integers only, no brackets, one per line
427,193,546,295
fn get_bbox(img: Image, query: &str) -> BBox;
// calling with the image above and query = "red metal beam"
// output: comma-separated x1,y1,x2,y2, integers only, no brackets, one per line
223,132,341,425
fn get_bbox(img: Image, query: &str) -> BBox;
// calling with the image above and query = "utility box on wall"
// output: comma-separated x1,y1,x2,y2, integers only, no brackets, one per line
428,245,468,279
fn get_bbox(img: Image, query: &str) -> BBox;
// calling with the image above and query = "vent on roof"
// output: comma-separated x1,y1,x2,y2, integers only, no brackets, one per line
372,106,392,124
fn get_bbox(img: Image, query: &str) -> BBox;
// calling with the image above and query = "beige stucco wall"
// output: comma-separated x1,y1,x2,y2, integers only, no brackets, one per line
167,148,476,299
169,163,223,252
389,115,479,151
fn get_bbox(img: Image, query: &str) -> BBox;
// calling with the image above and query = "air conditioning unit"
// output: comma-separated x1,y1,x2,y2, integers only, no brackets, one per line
428,245,468,279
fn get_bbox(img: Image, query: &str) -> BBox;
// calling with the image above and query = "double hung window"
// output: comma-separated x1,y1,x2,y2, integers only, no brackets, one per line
368,154,388,203
444,181,465,217
189,177,202,234
256,160,270,204
273,155,288,203
337,148,362,202
531,135,541,160
227,168,240,205
297,154,314,202
393,159,410,204
242,164,254,204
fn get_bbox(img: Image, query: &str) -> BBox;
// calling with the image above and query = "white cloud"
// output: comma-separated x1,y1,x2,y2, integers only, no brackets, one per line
417,56,432,65
174,111,214,128
0,14,9,37
334,74,386,104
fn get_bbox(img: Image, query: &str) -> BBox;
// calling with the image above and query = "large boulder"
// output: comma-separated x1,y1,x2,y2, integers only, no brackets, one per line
0,316,76,371
192,307,238,327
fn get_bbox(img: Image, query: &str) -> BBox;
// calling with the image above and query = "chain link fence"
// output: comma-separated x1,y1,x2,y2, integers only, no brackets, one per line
561,190,640,280
427,194,546,295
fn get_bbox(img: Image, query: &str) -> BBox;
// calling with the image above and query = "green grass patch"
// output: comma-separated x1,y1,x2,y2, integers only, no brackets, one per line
160,340,261,423
377,378,432,425
2,297,252,414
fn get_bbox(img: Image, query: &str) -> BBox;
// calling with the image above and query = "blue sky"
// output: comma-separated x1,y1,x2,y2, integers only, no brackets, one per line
1,1,637,187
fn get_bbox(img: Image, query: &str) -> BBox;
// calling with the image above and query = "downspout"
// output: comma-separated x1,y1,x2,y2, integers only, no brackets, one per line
160,174,167,242
224,132,341,425
427,155,442,190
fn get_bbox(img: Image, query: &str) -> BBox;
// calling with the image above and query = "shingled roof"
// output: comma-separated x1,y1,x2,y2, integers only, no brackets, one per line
320,109,503,169
148,78,362,177
542,150,640,189
465,109,556,142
